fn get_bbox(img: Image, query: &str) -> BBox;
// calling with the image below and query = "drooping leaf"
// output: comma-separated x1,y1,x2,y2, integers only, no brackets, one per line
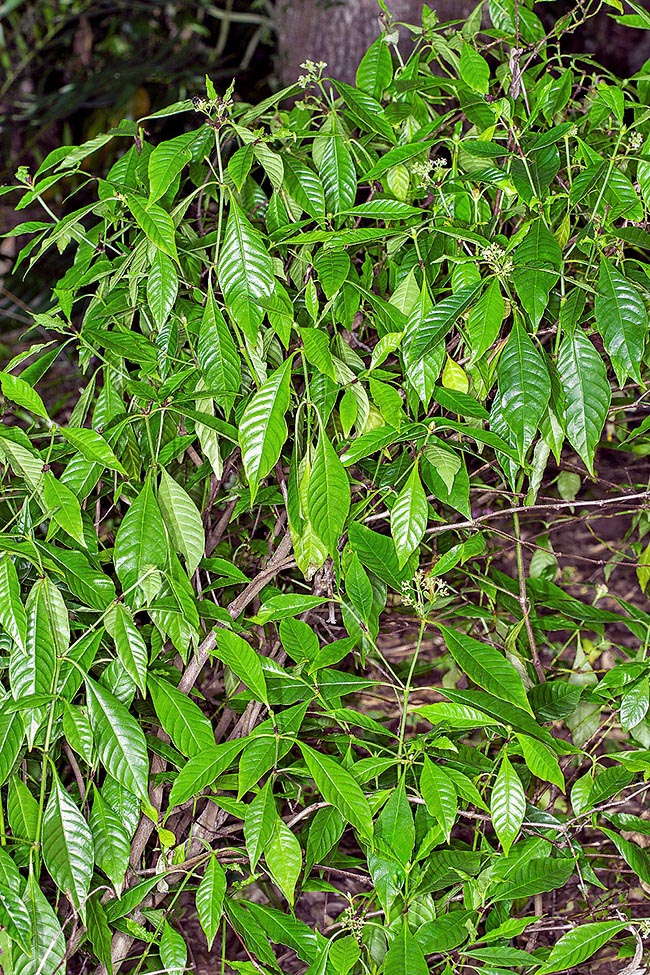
557,330,610,474
384,922,429,975
239,358,292,503
300,743,373,841
496,318,551,462
85,676,150,801
197,284,241,413
196,854,227,950
244,779,277,870
390,463,428,569
491,755,526,856
265,815,302,905
126,193,179,262
439,626,532,714
147,251,178,328
219,201,275,342
213,629,268,705
318,132,357,214
113,477,169,602
307,430,350,556
595,257,647,385
42,772,94,918
0,553,27,651
148,673,214,757
43,472,85,545
89,785,131,894
157,467,205,576
110,603,148,695
420,757,458,843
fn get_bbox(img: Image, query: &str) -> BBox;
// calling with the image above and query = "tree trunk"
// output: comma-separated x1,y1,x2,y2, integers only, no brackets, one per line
273,0,476,87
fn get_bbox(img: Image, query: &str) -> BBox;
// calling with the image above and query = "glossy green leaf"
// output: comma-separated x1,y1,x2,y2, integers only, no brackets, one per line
85,675,150,801
60,425,127,475
14,875,66,975
490,856,575,902
390,463,428,569
308,430,350,556
126,193,178,262
157,467,205,575
0,553,27,651
313,248,350,300
148,131,194,203
197,284,241,412
160,920,187,975
557,330,610,474
384,922,428,975
376,779,414,865
496,318,551,462
265,815,302,905
244,779,277,870
0,370,49,419
42,772,94,917
491,755,526,856
239,358,292,503
319,133,357,214
43,471,85,545
420,757,458,842
196,854,227,949
148,673,214,757
439,625,532,714
460,40,490,92
516,733,564,789
300,743,373,841
110,603,148,695
537,921,628,975
595,257,646,385
168,739,247,807
0,709,24,786
113,477,169,601
213,629,268,705
89,785,131,894
219,201,275,341
147,251,178,328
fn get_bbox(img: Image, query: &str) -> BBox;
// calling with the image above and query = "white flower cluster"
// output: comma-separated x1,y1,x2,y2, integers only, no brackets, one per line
628,130,644,152
401,570,450,618
412,157,447,186
297,60,328,88
481,242,514,277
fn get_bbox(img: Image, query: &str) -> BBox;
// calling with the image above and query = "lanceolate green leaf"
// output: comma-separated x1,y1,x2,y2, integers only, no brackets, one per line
89,786,130,894
244,778,276,869
0,553,27,651
42,772,94,918
125,193,179,262
318,133,357,214
15,875,66,975
213,629,268,705
557,330,610,474
0,370,49,420
197,284,241,412
113,476,169,600
594,257,646,385
239,358,292,503
43,471,85,545
110,603,148,695
168,739,247,807
307,431,350,556
147,251,178,328
60,426,127,475
390,463,428,569
219,201,275,342
265,815,302,906
491,755,526,856
300,743,373,841
148,674,214,757
497,317,551,462
537,921,628,975
0,709,24,787
196,855,227,950
384,922,429,975
148,131,194,204
85,676,150,801
439,626,533,714
157,467,205,576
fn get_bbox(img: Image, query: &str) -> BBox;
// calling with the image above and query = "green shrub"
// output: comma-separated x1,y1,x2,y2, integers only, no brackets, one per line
2,2,650,973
